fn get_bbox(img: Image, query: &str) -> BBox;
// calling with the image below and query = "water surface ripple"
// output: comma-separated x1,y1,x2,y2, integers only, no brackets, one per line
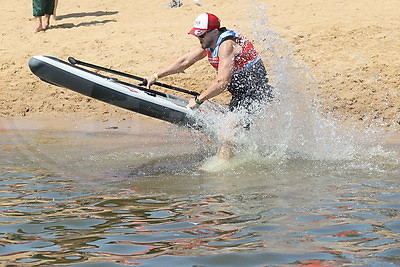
0,128,399,266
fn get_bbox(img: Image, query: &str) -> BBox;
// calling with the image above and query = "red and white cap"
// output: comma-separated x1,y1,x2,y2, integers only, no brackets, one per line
188,13,220,37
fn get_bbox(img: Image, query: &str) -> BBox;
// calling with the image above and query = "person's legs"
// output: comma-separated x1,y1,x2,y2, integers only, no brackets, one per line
43,14,51,29
43,0,54,29
33,0,45,33
33,16,45,33
216,60,272,160
215,111,240,160
217,141,235,160
52,0,58,20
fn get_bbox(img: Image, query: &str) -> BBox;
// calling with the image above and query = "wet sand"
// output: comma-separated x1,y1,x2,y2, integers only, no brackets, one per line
0,115,172,134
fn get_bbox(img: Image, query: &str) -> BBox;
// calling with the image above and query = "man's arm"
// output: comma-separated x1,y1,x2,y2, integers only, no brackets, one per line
146,46,206,88
188,40,241,108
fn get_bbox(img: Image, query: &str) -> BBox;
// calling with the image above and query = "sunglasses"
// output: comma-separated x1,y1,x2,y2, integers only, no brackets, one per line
198,29,213,38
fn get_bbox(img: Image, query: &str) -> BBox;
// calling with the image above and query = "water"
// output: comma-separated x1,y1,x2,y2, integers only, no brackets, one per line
2,1,400,265
1,118,399,266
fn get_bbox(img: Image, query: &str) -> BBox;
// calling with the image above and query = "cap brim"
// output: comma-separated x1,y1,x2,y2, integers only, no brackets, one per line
188,27,207,37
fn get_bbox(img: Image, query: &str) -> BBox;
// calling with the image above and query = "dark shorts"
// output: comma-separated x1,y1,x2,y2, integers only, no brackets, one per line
32,0,54,17
228,59,273,112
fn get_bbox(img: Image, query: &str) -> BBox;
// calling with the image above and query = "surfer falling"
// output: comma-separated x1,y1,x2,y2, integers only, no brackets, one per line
145,13,273,160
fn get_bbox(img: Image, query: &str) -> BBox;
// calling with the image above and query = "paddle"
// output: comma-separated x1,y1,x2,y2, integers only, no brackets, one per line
68,57,199,97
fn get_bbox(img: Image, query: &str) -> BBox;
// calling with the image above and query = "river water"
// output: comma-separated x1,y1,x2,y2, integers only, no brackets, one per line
0,116,399,266
2,2,399,265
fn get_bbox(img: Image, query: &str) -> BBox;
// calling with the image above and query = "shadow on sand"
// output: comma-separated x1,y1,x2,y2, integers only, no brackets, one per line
50,19,116,29
56,11,119,21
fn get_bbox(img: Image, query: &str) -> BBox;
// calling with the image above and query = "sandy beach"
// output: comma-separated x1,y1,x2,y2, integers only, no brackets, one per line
1,0,399,130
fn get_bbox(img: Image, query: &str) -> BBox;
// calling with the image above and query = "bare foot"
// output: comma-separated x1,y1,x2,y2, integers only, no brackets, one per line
34,17,45,33
33,26,45,33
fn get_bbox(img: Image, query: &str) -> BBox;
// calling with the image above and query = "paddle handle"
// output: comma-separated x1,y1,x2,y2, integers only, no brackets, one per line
68,57,199,97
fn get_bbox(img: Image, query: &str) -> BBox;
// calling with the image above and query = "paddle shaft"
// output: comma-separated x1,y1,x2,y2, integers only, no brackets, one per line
68,57,199,97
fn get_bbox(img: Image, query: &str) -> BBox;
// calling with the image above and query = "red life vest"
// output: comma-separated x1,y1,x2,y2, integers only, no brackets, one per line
205,30,260,73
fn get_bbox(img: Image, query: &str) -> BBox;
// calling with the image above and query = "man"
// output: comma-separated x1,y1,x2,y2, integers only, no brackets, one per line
146,13,273,159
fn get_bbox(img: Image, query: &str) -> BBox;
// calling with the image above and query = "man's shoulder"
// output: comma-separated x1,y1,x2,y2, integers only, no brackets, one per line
218,39,241,56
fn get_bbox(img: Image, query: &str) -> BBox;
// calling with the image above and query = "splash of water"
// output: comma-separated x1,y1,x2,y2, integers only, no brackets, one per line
235,1,355,161
191,0,397,169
